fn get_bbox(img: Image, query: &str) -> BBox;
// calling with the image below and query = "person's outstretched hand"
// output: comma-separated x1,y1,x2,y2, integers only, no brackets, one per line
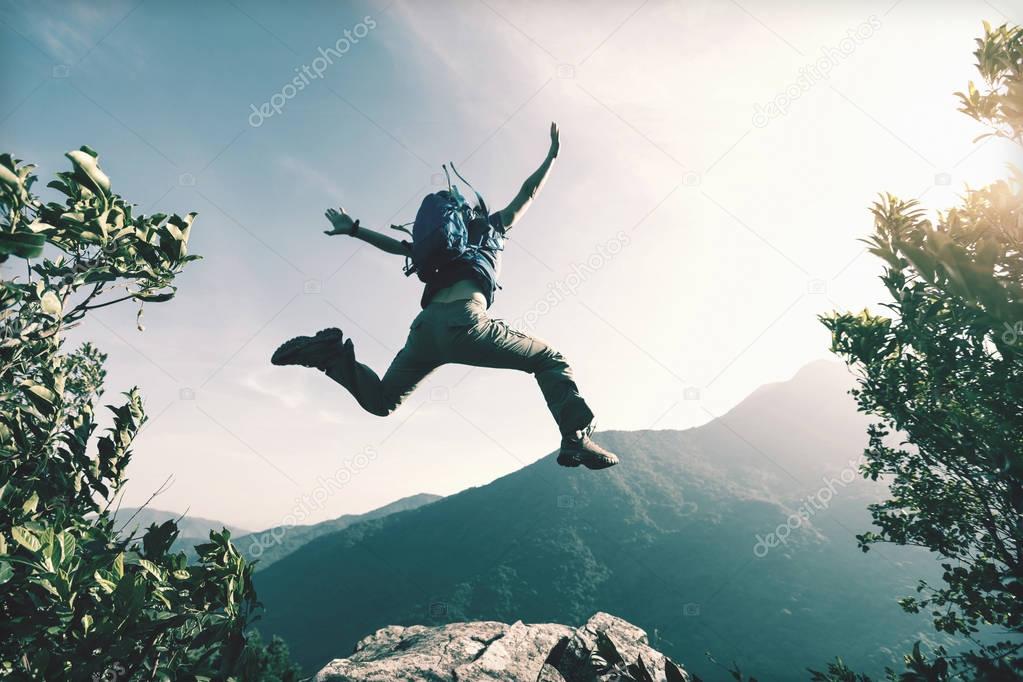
548,122,560,159
324,207,357,235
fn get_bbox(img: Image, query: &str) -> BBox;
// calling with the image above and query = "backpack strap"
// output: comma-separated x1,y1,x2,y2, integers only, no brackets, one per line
448,162,488,217
441,164,468,207
386,221,415,276
389,221,414,238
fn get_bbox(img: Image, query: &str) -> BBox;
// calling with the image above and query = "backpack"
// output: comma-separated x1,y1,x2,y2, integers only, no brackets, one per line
399,164,504,283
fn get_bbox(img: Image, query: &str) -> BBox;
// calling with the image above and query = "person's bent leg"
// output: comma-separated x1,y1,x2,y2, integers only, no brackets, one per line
442,301,617,469
443,303,594,438
323,322,437,416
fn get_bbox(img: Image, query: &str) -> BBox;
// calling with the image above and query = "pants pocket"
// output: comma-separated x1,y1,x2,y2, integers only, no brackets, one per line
446,303,485,329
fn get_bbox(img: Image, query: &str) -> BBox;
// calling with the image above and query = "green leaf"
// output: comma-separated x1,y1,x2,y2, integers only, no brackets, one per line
137,557,163,580
12,526,42,552
65,149,110,195
0,162,20,188
143,520,178,558
40,290,63,317
57,531,76,566
22,492,39,514
0,231,45,259
45,178,74,197
21,381,57,414
134,289,175,303
93,570,117,593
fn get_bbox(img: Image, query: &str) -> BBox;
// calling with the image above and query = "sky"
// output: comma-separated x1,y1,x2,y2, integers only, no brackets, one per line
1,0,1019,531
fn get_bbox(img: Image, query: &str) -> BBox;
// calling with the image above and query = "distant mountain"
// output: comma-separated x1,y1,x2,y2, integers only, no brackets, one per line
255,361,956,680
104,507,250,552
107,507,251,538
104,494,440,568
235,493,442,571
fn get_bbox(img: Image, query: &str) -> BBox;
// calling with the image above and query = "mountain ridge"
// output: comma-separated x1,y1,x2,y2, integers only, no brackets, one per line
101,494,442,569
254,361,949,680
102,507,251,541
235,492,442,570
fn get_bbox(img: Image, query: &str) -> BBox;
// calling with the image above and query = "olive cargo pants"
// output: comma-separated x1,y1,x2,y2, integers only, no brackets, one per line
323,298,595,439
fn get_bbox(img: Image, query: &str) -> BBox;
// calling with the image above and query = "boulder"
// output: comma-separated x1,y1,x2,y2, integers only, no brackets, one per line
314,612,690,682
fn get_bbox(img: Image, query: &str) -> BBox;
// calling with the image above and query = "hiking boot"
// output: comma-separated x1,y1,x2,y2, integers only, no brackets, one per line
271,328,344,369
558,429,619,470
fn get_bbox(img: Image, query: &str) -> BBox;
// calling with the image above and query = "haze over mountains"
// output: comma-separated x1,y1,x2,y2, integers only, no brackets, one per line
107,494,441,569
104,507,252,552
234,493,442,570
252,361,956,680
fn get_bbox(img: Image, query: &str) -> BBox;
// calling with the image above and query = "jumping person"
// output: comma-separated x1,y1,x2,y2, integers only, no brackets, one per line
271,123,618,469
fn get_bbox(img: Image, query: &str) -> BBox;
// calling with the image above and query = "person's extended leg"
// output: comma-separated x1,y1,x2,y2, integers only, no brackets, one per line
324,318,440,416
439,299,617,469
272,316,438,417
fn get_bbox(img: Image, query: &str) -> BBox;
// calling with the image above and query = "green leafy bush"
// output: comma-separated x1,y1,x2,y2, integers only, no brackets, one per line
819,21,1023,680
0,148,297,680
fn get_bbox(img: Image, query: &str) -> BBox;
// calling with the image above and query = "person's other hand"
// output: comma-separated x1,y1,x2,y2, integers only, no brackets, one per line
324,207,357,235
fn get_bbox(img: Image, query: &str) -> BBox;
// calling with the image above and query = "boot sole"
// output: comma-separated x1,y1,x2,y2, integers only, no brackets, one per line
271,329,342,366
557,452,582,468
557,451,618,470
271,336,312,365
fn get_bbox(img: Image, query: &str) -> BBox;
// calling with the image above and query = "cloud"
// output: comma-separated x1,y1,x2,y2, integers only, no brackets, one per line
381,1,551,90
278,156,345,201
6,0,109,64
382,3,469,81
242,366,310,411
315,409,347,425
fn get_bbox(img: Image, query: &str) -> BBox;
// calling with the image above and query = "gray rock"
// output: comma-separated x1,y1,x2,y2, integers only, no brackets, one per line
314,612,689,682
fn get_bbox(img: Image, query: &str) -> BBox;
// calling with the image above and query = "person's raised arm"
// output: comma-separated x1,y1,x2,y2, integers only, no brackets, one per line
497,122,560,231
324,207,411,257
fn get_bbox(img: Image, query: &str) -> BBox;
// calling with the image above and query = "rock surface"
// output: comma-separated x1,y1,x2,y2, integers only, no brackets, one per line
314,612,689,682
